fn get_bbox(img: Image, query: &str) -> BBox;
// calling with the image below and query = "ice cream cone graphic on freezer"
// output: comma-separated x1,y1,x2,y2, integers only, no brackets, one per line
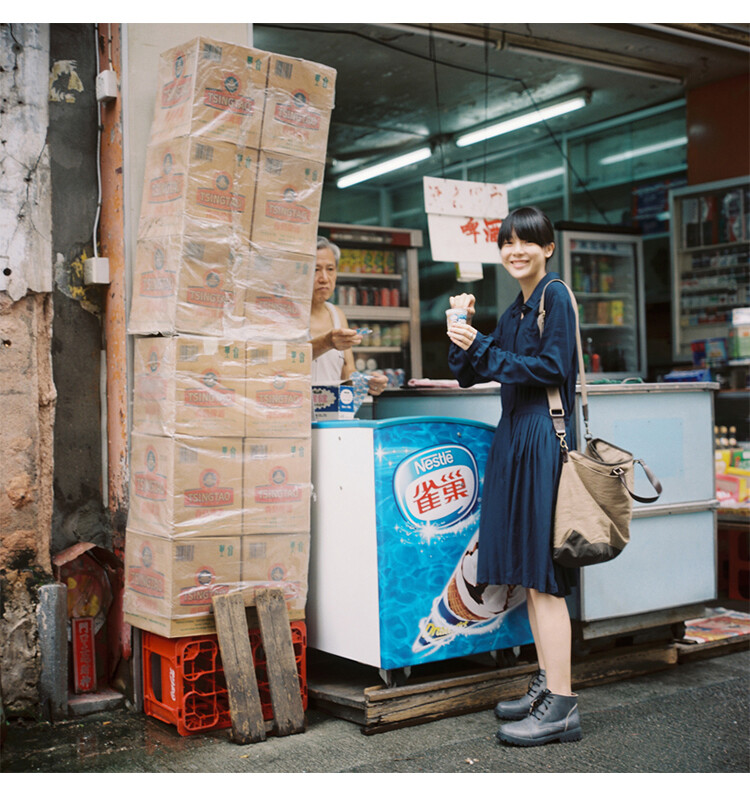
413,532,526,654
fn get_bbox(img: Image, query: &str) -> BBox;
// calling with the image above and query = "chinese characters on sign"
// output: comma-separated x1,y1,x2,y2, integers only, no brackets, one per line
423,177,509,268
412,470,469,515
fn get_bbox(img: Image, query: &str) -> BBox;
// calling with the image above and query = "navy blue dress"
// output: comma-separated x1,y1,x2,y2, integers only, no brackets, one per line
448,272,578,597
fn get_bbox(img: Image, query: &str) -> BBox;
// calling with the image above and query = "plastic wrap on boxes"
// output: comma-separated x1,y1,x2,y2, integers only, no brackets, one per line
262,52,336,161
240,533,310,617
125,37,336,636
245,341,312,437
129,222,249,337
242,245,315,340
250,151,324,255
133,335,247,438
243,437,311,534
149,37,271,148
128,432,244,538
138,135,258,240
123,529,243,637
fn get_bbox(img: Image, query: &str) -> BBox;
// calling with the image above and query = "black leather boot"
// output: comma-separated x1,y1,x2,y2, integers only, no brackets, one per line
496,689,582,746
494,669,546,720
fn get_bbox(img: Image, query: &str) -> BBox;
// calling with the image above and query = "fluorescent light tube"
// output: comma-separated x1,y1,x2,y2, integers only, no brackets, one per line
336,147,432,188
599,136,687,165
456,96,588,148
506,167,564,190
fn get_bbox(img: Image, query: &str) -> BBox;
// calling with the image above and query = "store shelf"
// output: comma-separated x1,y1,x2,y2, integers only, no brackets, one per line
340,305,411,321
669,176,750,362
338,273,402,282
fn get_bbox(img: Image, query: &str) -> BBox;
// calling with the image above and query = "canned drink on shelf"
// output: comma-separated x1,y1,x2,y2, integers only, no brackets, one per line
380,287,391,307
358,286,370,305
390,287,400,306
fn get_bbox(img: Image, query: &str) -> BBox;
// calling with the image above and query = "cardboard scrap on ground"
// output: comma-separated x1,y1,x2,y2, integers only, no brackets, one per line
682,607,750,643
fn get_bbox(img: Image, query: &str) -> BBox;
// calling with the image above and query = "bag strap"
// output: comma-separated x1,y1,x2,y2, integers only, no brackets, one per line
537,279,591,456
587,440,663,503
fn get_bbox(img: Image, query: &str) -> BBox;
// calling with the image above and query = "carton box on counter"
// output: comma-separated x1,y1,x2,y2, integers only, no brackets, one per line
242,246,315,341
245,341,312,438
312,384,355,420
240,533,310,617
129,432,243,537
249,151,324,256
129,224,249,337
243,437,311,534
149,37,271,148
123,528,241,638
262,52,336,161
138,135,258,240
133,335,247,437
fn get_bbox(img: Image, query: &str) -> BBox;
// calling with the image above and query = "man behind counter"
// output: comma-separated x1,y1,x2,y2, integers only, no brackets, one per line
310,236,388,396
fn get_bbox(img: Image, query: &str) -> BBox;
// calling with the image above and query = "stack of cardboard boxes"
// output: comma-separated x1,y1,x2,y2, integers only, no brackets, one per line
123,36,335,637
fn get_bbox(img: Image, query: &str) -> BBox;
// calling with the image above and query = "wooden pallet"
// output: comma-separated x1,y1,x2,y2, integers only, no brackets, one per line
213,589,305,744
308,640,678,735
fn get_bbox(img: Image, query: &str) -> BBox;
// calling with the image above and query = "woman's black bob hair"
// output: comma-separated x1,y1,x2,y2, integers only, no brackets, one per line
498,206,555,250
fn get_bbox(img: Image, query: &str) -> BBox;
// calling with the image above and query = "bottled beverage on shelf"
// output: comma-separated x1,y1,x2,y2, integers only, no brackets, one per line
572,255,583,292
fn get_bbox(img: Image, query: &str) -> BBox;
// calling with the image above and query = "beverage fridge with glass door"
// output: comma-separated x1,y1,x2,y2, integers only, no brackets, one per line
557,226,647,379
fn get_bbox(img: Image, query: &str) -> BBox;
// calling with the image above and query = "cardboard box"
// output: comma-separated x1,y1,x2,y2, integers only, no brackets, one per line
245,341,312,438
129,224,249,337
133,335,247,437
243,437,311,534
240,533,310,617
149,37,271,148
261,52,336,160
123,529,242,637
128,432,244,537
138,135,258,240
242,246,315,340
312,384,355,420
249,151,324,255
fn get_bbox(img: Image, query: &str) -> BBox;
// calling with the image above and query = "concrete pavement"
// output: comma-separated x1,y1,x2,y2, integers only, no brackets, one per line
1,649,747,775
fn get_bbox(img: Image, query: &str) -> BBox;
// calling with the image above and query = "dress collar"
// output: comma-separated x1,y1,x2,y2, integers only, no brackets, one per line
511,271,559,318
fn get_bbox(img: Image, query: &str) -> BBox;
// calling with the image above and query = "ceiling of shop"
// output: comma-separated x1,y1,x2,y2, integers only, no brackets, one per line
252,22,749,189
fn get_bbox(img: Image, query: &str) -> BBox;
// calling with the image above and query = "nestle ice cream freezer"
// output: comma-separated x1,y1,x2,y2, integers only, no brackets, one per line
307,417,533,673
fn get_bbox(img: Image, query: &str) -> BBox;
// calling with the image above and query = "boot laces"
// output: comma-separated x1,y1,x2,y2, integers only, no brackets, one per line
529,688,552,719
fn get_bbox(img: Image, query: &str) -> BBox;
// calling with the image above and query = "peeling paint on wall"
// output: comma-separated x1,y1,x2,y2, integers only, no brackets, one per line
53,250,103,316
48,60,84,103
0,23,53,300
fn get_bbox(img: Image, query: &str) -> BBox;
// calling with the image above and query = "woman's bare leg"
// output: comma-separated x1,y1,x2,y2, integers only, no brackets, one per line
526,588,572,695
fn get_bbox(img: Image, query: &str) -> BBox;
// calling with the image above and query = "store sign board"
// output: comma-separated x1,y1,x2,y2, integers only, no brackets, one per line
423,177,509,263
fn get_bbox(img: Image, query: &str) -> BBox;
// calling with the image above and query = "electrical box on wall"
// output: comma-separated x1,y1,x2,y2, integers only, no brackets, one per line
96,70,118,102
84,256,110,285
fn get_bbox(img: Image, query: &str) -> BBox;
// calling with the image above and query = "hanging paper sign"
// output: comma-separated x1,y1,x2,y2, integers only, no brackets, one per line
424,177,508,264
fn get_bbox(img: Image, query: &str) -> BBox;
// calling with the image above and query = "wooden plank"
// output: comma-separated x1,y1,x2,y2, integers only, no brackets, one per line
309,641,680,734
256,588,305,736
212,593,266,744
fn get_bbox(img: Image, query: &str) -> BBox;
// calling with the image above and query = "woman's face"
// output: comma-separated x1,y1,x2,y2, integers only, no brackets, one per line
499,230,554,285
314,247,337,303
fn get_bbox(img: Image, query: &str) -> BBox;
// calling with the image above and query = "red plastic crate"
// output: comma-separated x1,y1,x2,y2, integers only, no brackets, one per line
143,621,307,736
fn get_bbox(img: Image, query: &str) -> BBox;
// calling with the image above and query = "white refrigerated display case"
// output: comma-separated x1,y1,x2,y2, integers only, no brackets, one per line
558,227,647,379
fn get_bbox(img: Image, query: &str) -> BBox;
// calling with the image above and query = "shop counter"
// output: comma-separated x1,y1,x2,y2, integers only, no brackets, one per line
370,381,720,632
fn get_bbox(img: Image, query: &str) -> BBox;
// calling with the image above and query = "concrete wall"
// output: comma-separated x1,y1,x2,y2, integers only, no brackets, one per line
0,23,56,715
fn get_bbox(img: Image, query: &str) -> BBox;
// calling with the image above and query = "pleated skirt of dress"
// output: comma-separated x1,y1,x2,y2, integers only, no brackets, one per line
476,408,575,597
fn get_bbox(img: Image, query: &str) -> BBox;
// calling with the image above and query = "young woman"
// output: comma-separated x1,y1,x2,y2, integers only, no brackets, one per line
446,206,582,747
